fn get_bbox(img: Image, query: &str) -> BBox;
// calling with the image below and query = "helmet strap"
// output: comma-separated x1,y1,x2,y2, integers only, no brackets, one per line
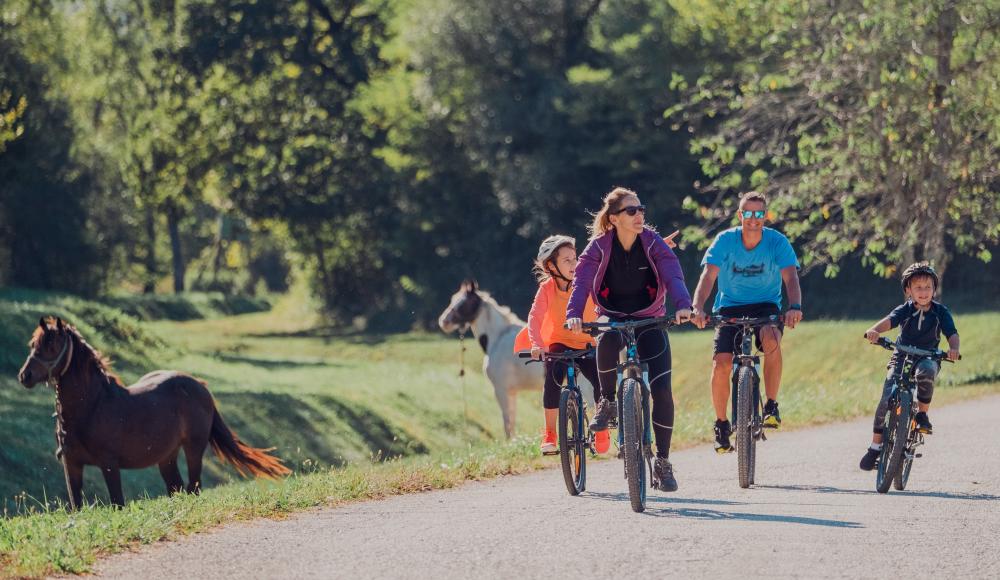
549,262,573,290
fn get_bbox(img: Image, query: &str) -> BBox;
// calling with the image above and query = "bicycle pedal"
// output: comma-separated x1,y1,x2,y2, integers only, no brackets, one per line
541,449,559,456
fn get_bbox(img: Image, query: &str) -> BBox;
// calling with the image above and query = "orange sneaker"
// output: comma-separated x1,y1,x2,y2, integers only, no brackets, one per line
540,430,558,455
593,430,611,454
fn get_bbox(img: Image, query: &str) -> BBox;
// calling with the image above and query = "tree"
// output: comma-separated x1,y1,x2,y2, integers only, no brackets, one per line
672,0,999,280
0,2,104,293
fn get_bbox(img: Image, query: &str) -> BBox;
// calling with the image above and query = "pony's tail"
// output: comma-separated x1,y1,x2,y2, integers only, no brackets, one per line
209,405,291,479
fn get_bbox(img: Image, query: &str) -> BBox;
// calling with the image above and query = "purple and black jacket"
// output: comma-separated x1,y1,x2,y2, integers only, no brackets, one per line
566,228,693,320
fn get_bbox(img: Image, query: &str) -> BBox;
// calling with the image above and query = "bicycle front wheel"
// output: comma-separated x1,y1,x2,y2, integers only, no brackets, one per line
894,418,917,491
558,388,586,496
621,378,647,513
736,366,756,489
876,392,911,494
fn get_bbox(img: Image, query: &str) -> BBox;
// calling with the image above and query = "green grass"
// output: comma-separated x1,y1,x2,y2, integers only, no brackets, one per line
0,438,548,578
0,287,997,577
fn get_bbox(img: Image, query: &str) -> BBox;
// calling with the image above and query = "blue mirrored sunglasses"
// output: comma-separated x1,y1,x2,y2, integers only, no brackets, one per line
741,210,766,219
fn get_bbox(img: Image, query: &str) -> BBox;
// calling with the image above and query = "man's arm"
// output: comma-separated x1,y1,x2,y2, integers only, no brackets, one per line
780,265,802,328
690,264,720,329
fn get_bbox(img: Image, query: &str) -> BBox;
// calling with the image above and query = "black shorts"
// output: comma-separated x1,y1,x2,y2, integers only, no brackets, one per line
712,302,783,355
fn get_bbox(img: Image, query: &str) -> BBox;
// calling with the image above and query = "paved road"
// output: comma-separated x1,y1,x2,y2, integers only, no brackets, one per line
94,396,1000,579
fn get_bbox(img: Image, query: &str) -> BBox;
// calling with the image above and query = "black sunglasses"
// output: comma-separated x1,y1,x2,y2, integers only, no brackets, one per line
614,205,646,216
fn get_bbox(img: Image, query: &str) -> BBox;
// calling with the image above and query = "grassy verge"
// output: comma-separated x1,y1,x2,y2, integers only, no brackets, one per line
0,438,547,578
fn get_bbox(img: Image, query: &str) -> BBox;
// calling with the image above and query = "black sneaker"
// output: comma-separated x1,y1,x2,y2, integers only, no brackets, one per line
653,457,678,492
763,399,781,429
589,398,615,432
859,446,880,471
714,419,733,454
914,412,933,435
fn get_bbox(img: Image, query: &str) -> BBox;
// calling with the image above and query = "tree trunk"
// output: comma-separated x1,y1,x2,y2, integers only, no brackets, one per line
924,2,957,294
166,201,185,293
143,204,157,294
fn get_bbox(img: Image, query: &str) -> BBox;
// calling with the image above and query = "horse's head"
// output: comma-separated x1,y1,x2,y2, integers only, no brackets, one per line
19,317,74,389
438,279,484,333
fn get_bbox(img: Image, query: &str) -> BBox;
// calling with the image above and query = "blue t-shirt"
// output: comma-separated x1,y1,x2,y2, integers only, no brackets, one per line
888,301,958,351
702,227,799,310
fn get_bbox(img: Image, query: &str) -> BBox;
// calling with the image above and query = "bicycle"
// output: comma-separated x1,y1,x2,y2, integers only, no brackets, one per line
868,337,957,494
709,314,783,489
518,347,596,496
580,316,678,513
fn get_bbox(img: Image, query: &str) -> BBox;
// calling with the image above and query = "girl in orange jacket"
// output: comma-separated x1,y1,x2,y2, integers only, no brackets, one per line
514,235,606,454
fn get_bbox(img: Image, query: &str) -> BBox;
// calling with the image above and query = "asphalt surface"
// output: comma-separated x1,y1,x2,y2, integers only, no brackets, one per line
93,396,1000,579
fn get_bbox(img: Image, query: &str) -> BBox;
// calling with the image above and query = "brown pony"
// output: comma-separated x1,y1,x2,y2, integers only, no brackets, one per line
17,317,291,509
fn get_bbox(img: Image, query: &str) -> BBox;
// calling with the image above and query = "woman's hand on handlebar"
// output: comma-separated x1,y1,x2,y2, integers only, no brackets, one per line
675,308,692,325
530,346,544,361
565,317,583,334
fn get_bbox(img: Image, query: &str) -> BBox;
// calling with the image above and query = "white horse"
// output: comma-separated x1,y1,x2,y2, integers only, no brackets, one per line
438,279,595,438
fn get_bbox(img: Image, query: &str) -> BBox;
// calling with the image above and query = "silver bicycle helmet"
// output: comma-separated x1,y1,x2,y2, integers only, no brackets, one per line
536,235,576,264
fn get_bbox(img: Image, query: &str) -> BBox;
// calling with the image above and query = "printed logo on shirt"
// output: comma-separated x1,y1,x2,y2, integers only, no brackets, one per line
732,263,765,277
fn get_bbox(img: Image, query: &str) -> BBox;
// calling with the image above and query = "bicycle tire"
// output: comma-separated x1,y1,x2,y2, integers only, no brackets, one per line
876,392,911,494
558,388,586,496
736,366,755,489
894,422,916,491
621,378,646,512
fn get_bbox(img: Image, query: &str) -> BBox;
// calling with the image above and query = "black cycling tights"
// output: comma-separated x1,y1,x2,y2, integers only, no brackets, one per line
596,326,674,459
542,343,601,410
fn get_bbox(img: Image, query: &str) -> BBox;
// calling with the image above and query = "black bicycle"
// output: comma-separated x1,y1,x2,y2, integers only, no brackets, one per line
519,348,596,495
709,314,783,489
869,337,956,494
581,316,677,513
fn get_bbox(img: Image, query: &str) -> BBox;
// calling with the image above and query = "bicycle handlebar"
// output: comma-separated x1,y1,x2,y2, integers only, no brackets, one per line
865,335,959,362
577,316,679,335
708,314,783,328
517,348,595,364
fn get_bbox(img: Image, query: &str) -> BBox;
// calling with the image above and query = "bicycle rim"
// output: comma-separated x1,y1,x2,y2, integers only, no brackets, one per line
877,394,911,494
736,366,755,489
558,389,585,495
621,379,646,512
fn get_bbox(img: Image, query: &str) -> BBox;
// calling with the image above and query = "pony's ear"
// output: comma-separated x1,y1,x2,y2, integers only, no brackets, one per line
56,317,64,330
39,317,47,330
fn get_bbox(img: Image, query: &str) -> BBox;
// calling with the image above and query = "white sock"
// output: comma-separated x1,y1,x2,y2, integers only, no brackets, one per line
869,443,882,451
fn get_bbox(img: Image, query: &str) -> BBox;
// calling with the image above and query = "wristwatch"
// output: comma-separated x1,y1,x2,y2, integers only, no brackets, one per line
788,303,802,311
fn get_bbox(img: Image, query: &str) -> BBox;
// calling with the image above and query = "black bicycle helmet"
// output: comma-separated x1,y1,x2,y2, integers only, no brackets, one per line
900,261,939,291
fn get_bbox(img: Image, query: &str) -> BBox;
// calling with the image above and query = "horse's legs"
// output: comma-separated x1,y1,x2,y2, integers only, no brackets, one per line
100,466,125,508
158,450,185,495
182,440,206,494
492,383,515,438
63,460,84,510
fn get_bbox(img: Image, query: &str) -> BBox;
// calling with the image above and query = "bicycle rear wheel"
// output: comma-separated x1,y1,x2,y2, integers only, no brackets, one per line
621,378,646,512
558,388,586,496
876,392,911,494
736,366,756,489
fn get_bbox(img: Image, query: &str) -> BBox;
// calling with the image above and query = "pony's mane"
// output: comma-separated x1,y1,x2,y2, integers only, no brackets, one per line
32,320,126,387
477,291,525,326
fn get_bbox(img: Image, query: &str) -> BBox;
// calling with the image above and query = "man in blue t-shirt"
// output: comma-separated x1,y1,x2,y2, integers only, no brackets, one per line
691,192,803,453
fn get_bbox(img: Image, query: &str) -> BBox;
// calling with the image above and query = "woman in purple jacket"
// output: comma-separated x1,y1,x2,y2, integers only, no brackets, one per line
566,187,692,491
